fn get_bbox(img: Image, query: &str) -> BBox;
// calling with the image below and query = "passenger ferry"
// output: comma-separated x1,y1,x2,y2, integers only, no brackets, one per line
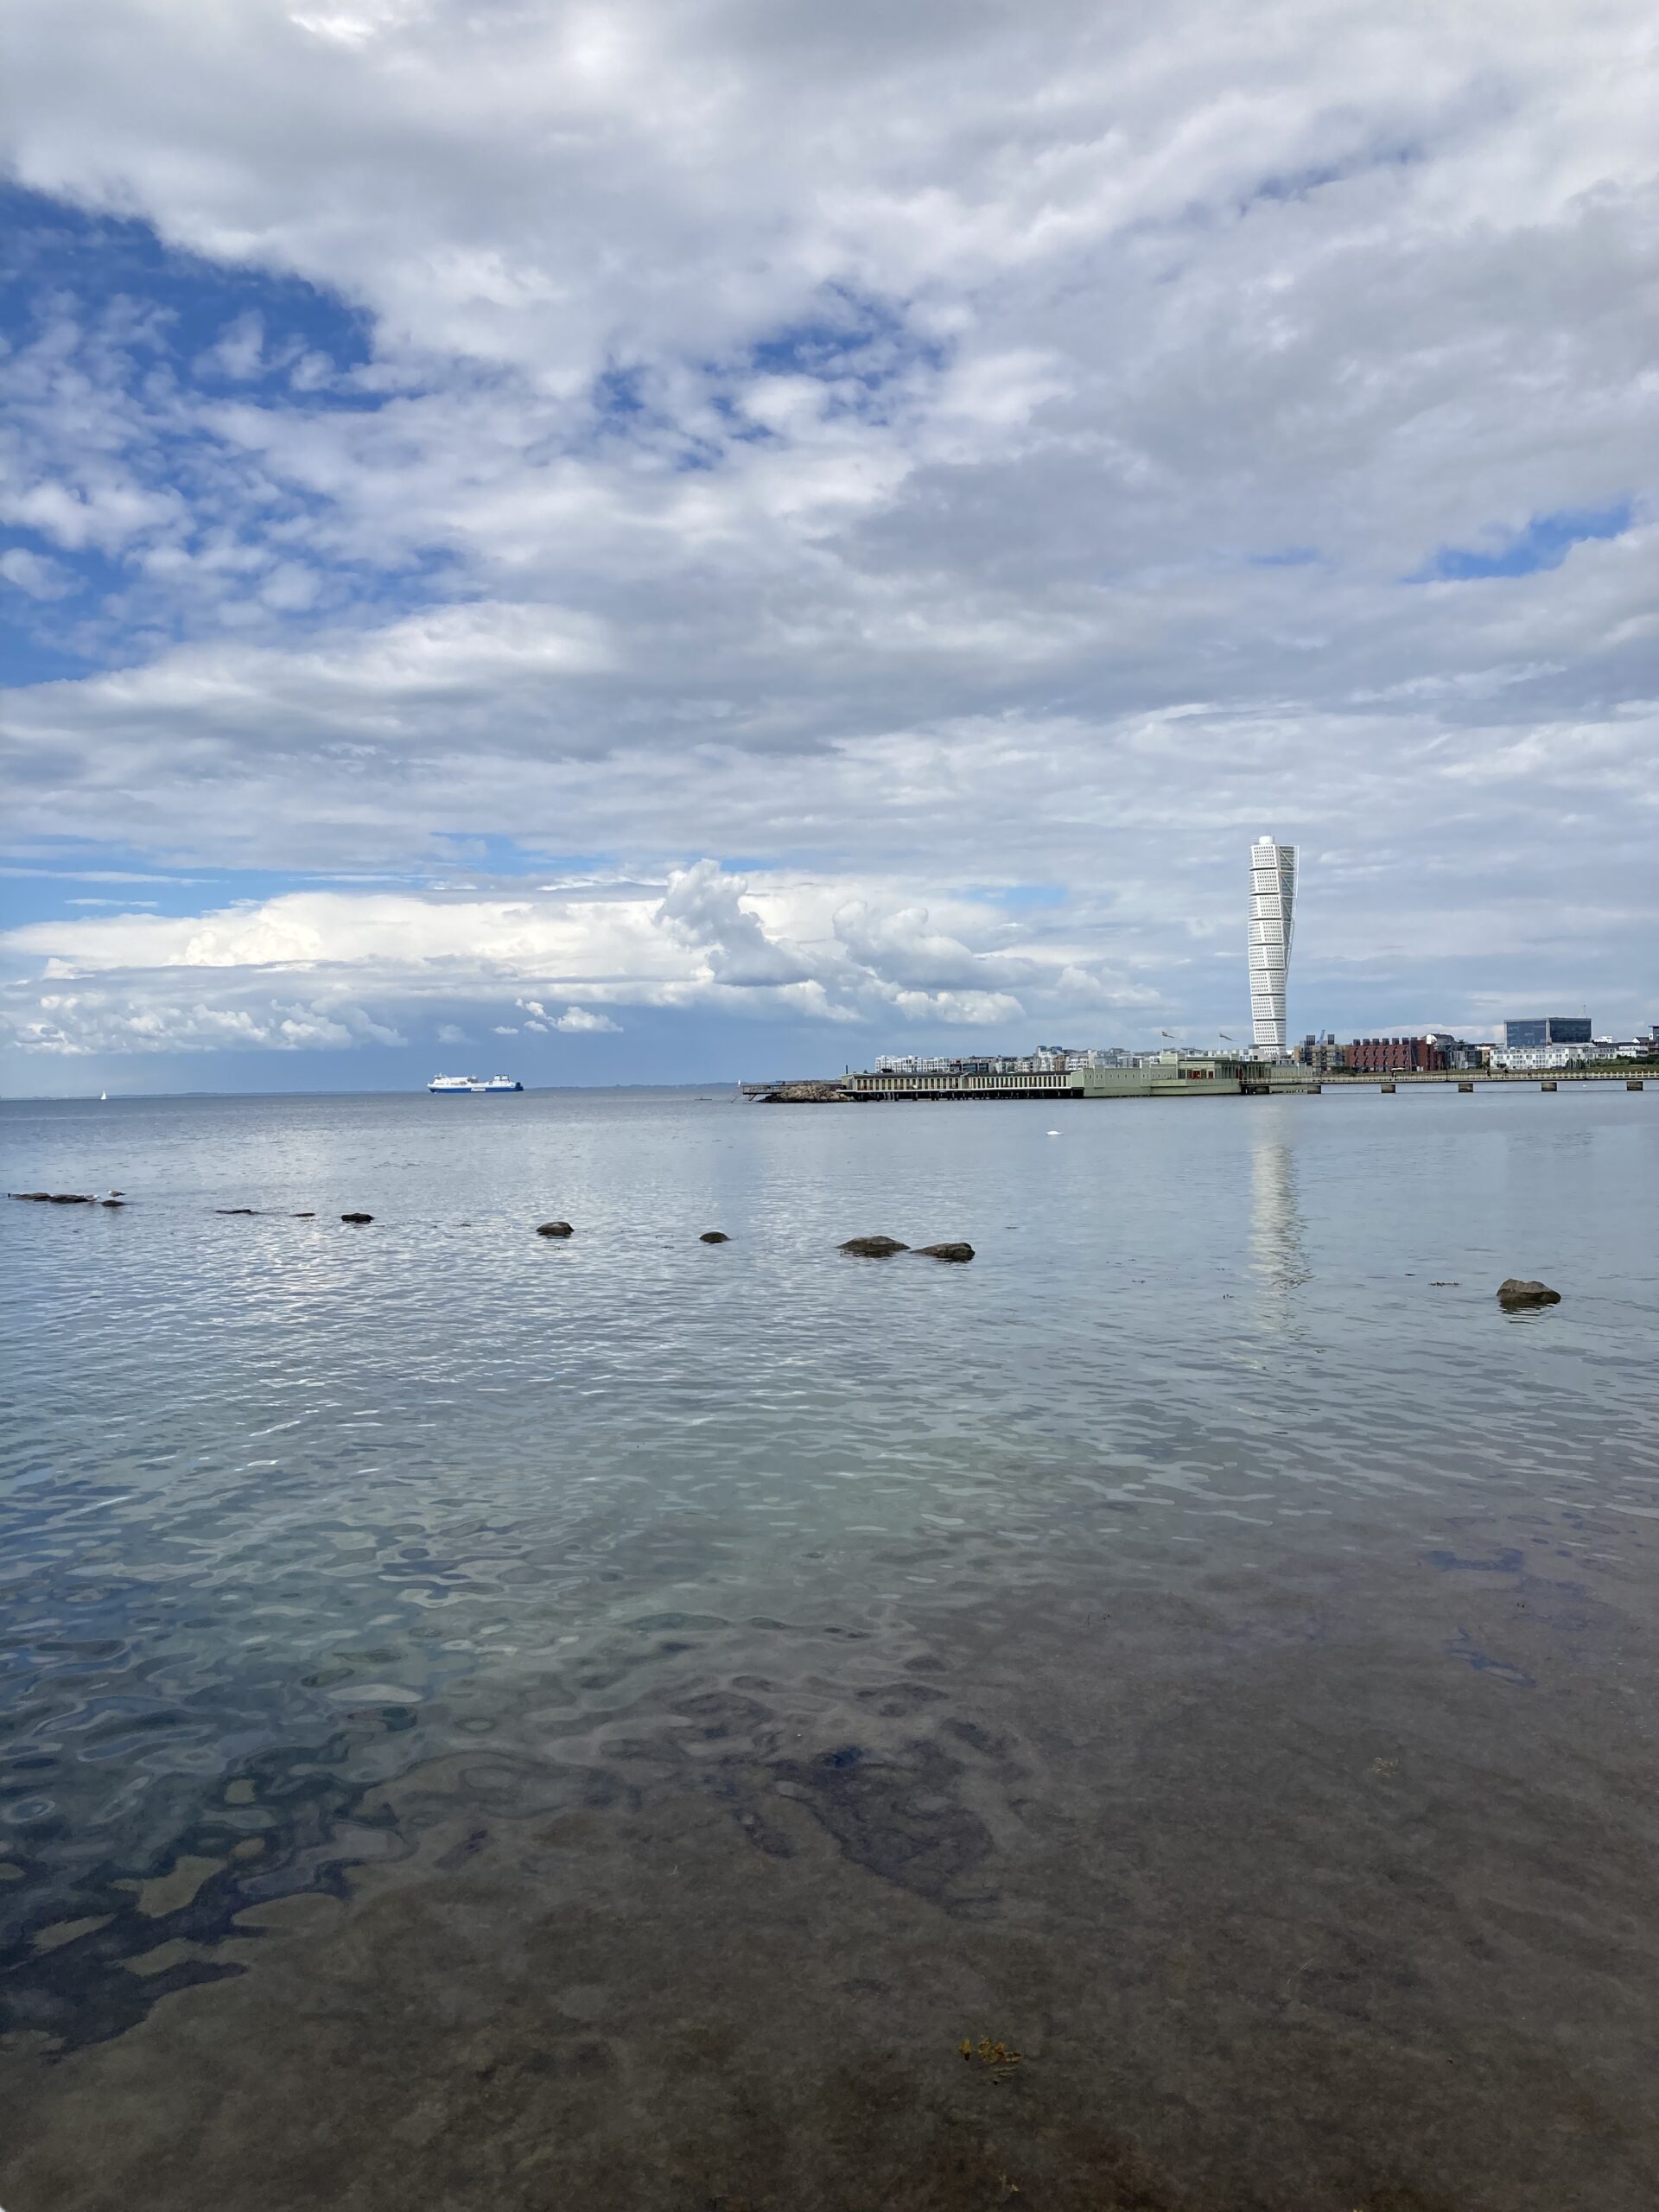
428,1073,524,1094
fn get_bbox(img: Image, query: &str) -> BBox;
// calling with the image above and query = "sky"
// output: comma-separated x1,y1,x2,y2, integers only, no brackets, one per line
1,0,1655,1094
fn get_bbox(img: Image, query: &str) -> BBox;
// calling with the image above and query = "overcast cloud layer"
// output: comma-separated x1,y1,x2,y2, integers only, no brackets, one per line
1,0,1655,1086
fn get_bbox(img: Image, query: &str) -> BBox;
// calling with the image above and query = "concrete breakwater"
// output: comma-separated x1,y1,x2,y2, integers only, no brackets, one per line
747,1064,1651,1102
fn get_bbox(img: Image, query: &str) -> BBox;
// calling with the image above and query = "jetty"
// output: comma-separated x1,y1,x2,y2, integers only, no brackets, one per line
743,1059,1651,1103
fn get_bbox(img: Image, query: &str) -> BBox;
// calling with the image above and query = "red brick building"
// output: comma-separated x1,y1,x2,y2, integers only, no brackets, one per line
1346,1036,1447,1072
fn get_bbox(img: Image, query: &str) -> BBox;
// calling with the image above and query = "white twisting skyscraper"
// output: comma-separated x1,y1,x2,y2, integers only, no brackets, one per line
1248,836,1297,1052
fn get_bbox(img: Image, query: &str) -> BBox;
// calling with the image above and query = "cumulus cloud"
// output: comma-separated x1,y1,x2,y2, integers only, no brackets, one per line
0,545,76,600
8,986,406,1057
0,863,1157,1054
0,0,1655,1063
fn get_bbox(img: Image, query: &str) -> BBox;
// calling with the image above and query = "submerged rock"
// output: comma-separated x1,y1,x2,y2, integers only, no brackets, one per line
916,1242,975,1262
8,1192,52,1202
48,1194,94,1205
840,1235,909,1257
536,1220,574,1238
100,1198,125,1209
340,1211,374,1225
1497,1278,1561,1307
699,1230,730,1243
215,1208,257,1216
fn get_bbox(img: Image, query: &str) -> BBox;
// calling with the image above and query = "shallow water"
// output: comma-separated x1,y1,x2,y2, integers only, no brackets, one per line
3,1084,1657,2209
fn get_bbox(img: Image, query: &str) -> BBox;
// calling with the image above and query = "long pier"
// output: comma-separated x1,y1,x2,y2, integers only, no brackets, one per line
743,1065,1651,1102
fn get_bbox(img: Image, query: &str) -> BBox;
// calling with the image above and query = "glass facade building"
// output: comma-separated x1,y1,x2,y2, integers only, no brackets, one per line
1501,1017,1592,1047
1249,836,1297,1052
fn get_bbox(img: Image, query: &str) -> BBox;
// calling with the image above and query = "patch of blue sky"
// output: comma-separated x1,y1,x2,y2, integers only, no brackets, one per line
1412,502,1632,582
0,855,423,931
748,285,938,384
702,285,950,446
0,614,101,688
426,834,622,880
0,184,377,405
0,539,152,683
0,188,475,670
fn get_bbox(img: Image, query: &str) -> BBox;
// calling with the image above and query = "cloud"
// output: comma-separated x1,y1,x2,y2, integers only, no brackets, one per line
7,987,405,1056
0,863,1156,1054
0,0,1655,1060
0,546,77,600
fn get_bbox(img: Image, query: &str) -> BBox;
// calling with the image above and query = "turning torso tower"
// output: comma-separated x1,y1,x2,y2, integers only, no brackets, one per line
1248,836,1297,1052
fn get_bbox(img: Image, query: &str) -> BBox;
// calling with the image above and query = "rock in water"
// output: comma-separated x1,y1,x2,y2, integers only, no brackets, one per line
536,1220,574,1238
216,1208,257,1216
340,1211,374,1225
1497,1278,1560,1307
839,1235,909,1257
916,1242,975,1262
100,1198,125,1208
48,1194,95,1205
8,1192,52,1202
699,1230,730,1243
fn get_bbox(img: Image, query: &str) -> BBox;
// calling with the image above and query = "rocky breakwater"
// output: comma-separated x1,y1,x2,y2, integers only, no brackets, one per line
760,1080,849,1103
10,1191,124,1206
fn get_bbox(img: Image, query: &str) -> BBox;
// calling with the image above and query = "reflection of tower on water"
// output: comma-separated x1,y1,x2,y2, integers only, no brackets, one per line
1249,1124,1311,1324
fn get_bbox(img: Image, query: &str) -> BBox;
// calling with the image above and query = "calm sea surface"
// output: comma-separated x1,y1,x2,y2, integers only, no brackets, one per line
3,1084,1657,2210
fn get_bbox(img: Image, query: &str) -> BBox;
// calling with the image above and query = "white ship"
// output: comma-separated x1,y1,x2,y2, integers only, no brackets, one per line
428,1073,524,1094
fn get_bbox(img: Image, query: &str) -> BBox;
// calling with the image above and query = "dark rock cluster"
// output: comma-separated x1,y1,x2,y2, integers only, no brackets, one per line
9,1195,987,1266
839,1236,975,1261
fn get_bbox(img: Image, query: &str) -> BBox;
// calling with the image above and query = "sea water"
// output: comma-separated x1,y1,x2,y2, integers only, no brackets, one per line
2,1086,1656,2209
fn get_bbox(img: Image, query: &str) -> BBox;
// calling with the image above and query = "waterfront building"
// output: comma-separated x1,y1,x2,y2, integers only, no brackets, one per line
1422,1030,1487,1070
1294,1033,1349,1072
1491,1039,1653,1070
1501,1016,1592,1048
1346,1036,1447,1073
1491,1043,1596,1071
1249,836,1297,1053
842,1055,1319,1102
